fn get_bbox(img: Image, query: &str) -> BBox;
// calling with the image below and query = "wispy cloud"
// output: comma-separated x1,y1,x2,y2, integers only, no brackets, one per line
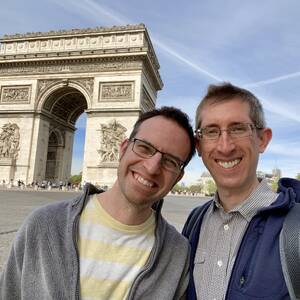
268,142,300,157
50,0,222,82
153,39,222,81
244,71,300,88
260,97,300,124
51,0,129,25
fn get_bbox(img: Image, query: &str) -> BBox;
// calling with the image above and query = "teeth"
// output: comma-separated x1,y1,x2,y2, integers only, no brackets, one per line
217,159,241,169
134,173,154,187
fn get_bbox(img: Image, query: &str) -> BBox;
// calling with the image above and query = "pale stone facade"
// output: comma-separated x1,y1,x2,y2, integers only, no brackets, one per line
0,24,163,187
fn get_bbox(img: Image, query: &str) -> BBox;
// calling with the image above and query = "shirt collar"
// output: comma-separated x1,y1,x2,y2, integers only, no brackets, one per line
213,179,278,222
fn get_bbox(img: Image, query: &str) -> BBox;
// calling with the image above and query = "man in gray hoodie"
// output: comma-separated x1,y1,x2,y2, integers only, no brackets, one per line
0,106,195,300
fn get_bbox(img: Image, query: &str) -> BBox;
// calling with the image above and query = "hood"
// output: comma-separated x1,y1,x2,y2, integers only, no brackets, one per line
277,177,300,203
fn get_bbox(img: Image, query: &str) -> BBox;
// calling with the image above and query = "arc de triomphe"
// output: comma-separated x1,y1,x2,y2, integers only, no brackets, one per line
0,24,162,187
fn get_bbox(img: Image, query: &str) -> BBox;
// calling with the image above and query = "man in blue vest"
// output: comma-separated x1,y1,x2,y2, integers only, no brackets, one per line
183,82,300,299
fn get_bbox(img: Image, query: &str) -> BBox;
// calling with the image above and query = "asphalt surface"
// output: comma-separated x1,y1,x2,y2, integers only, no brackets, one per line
0,188,209,272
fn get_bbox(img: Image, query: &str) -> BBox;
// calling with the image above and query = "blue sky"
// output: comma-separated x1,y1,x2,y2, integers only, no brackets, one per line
1,0,300,184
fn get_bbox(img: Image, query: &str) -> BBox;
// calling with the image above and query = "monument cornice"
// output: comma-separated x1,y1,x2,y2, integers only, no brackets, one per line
0,111,36,118
1,24,146,40
0,24,161,86
0,55,163,90
0,47,149,62
85,108,142,115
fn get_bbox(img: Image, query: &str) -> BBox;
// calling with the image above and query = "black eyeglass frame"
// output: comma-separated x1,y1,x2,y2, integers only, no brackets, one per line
130,138,186,172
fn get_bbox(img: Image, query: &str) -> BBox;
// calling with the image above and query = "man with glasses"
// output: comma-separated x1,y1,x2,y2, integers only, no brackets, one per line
1,107,195,300
182,82,300,299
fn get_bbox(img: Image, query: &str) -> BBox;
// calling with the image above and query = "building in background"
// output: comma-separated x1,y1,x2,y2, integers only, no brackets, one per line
0,24,162,187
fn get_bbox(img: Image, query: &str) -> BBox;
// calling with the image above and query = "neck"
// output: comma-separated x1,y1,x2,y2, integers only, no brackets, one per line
97,182,152,225
217,178,260,212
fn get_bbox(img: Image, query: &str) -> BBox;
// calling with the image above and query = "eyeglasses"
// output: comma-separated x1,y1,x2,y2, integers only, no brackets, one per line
195,123,262,141
131,138,185,173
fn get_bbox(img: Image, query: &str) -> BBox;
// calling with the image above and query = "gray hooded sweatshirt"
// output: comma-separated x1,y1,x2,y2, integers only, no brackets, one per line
0,184,190,299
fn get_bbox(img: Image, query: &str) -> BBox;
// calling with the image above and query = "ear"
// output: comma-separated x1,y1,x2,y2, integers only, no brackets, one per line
258,128,272,153
173,170,185,187
195,137,202,157
119,139,129,159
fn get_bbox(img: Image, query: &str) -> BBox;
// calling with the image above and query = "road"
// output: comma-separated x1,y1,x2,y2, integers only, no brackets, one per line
0,189,209,272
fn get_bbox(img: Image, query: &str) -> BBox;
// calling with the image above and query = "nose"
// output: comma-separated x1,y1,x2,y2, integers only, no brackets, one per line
216,131,236,154
143,152,162,174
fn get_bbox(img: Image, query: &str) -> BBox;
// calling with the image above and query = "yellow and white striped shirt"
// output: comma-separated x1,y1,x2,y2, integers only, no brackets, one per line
78,194,155,300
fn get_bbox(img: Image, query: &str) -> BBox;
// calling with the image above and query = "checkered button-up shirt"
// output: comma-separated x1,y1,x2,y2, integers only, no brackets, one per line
194,179,278,300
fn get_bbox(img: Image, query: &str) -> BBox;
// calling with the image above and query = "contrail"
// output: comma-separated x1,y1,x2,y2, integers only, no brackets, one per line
52,0,222,82
244,71,300,88
153,39,222,82
261,97,300,124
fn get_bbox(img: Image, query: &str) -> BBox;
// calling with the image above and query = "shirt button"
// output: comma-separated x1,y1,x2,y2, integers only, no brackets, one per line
224,224,229,230
217,260,223,267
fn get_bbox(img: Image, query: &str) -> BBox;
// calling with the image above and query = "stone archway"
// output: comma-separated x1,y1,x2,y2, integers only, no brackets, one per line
0,24,162,186
41,84,88,183
45,131,60,181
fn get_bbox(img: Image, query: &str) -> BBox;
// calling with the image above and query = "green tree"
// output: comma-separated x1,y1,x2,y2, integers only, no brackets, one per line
296,173,300,180
187,183,203,194
206,179,217,196
69,173,82,185
172,183,185,194
271,177,279,192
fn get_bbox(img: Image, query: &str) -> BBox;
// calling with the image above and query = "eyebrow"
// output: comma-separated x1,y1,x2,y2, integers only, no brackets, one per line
201,121,252,127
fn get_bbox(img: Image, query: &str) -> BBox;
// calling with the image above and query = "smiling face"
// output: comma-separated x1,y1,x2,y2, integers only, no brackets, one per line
116,115,191,209
196,98,272,197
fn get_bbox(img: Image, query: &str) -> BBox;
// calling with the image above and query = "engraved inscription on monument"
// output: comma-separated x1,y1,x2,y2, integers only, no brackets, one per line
0,86,31,104
99,82,134,102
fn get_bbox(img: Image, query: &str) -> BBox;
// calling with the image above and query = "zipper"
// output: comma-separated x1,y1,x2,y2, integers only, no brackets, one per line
73,212,81,300
126,215,162,299
72,187,92,300
224,217,259,299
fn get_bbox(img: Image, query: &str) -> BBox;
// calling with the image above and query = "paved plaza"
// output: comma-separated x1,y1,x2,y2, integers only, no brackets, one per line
0,189,209,272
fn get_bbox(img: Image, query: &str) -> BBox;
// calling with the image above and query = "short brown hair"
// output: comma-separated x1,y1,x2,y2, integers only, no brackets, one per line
195,82,266,130
129,106,195,168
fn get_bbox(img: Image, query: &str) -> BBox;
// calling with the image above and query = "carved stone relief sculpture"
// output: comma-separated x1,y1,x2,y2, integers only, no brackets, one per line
0,123,20,159
37,78,94,99
98,120,127,163
99,82,134,102
0,86,31,104
0,59,143,76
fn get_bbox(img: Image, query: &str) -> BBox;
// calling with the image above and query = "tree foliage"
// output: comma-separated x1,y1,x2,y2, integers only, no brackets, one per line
271,177,279,192
69,174,82,185
188,183,203,194
206,179,217,196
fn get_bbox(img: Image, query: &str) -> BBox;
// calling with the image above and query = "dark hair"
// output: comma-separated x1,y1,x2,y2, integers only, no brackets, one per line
129,106,195,168
195,82,266,130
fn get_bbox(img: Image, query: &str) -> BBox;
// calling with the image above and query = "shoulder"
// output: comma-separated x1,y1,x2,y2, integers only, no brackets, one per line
182,200,212,236
159,217,189,253
28,199,72,221
18,196,81,236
